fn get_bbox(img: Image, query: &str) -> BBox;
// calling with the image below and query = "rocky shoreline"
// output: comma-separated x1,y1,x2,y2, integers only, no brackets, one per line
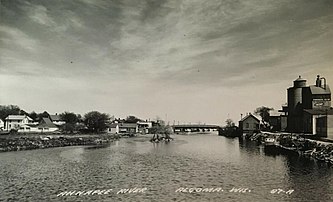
0,134,120,152
247,132,333,165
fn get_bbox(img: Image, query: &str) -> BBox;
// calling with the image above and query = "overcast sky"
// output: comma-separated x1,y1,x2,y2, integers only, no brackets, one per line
1,0,333,125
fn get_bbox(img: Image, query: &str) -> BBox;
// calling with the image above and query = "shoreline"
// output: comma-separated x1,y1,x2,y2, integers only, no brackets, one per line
0,133,120,152
246,132,333,165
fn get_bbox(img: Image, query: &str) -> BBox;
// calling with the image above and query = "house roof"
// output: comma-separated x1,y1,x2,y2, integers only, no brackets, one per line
304,109,333,115
49,114,62,121
119,123,137,128
107,123,138,128
108,123,118,128
309,85,331,95
240,114,260,122
38,118,58,128
5,115,33,121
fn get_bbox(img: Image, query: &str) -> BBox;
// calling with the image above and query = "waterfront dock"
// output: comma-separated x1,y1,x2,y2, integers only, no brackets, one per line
246,132,333,166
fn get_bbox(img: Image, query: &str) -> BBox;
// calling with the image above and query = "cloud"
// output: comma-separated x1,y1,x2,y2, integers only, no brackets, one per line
1,0,333,123
0,25,38,51
25,3,56,26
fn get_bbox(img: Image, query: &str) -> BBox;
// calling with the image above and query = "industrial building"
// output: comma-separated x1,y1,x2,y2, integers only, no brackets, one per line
281,75,333,139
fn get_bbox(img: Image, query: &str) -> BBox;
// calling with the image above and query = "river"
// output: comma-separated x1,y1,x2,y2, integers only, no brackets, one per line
0,134,332,202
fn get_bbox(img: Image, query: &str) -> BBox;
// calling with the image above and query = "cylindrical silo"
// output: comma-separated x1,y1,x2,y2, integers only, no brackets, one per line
287,76,307,132
288,76,306,115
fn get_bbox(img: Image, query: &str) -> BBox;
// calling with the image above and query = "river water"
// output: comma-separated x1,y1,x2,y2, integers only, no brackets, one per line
0,134,332,202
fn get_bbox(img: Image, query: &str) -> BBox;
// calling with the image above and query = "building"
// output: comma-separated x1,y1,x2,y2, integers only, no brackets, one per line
107,123,119,134
106,122,138,134
286,76,308,132
0,119,4,130
316,114,333,139
137,121,153,134
303,109,333,137
36,117,59,132
0,119,5,131
268,110,286,131
4,115,60,133
283,75,332,138
238,114,260,135
5,115,33,131
49,114,66,126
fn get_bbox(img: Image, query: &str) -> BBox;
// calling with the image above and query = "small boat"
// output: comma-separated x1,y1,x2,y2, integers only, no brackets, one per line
276,144,299,154
264,137,277,149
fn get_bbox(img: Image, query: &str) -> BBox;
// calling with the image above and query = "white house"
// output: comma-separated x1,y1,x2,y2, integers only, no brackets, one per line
106,122,138,134
4,115,59,133
5,115,33,131
137,121,153,134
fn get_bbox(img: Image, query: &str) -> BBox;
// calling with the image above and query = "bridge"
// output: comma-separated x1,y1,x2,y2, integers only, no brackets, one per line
172,124,220,133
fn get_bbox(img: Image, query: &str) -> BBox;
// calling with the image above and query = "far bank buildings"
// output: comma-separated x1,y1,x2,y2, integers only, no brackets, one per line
279,75,333,139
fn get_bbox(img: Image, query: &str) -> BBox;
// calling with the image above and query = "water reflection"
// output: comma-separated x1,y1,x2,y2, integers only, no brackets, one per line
284,154,333,201
0,135,332,201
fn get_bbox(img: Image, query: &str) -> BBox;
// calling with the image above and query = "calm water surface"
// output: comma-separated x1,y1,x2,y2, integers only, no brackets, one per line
0,134,332,202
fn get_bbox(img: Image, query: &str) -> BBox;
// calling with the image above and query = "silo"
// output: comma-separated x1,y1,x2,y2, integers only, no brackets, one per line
288,76,306,114
287,76,307,132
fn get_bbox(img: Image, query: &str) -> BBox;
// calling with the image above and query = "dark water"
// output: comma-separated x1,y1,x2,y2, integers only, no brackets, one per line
0,134,332,202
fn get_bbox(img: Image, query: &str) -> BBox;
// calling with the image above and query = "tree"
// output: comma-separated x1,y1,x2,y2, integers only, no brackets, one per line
77,114,83,123
0,105,26,120
125,115,142,123
36,111,50,121
254,106,274,129
150,119,173,142
225,119,235,128
60,112,78,124
29,111,38,121
60,112,79,133
84,111,110,133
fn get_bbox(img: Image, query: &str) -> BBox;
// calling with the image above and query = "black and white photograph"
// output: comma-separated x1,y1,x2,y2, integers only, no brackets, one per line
1,0,333,201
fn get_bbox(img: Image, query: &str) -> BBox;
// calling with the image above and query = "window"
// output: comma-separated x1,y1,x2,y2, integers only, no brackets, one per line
246,123,249,128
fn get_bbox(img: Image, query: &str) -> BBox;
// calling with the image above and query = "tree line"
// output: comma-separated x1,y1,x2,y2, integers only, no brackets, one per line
0,105,144,134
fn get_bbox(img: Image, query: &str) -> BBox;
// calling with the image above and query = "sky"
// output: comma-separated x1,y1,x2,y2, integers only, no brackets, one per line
1,0,333,125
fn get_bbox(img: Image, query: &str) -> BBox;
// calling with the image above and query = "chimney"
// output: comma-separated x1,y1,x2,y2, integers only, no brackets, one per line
321,77,327,89
316,75,321,87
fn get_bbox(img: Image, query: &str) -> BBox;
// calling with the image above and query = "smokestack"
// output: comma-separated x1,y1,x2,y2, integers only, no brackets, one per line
321,77,327,89
316,75,321,87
